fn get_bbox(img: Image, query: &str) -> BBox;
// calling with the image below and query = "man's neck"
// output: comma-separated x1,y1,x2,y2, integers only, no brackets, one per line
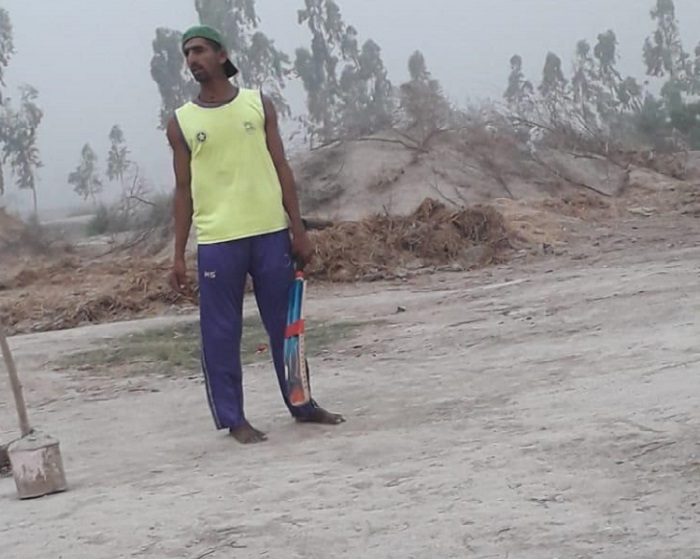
198,80,237,105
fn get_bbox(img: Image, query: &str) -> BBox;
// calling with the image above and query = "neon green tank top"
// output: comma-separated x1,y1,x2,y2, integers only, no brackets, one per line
175,88,288,245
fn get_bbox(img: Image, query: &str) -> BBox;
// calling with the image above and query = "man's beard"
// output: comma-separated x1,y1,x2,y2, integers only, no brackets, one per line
191,67,209,83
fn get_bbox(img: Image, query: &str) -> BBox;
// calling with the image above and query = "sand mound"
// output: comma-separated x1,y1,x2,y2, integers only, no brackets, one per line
292,129,556,221
292,125,699,226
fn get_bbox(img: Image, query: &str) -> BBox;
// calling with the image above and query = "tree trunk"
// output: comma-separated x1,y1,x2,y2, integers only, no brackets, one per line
31,186,38,219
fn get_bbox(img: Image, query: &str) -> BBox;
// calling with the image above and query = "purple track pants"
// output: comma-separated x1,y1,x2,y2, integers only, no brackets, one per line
197,229,317,430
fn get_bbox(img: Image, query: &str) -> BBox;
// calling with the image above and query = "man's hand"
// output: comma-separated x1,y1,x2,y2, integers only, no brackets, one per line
291,229,314,268
171,257,189,294
166,116,194,293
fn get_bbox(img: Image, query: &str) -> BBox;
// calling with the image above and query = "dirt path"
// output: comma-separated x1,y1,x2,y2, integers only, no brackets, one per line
1,216,700,558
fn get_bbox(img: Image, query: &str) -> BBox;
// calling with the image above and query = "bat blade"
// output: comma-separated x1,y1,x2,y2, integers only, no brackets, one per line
284,270,311,407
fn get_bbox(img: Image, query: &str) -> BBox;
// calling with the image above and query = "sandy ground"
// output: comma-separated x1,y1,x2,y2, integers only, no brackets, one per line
1,215,700,558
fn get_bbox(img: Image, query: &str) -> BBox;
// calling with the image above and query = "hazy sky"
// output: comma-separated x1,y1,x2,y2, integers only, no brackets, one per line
2,0,699,213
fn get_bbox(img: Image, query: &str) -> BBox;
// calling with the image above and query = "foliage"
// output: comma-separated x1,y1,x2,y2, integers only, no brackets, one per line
86,203,113,236
337,34,395,137
398,51,452,144
503,0,700,151
293,0,349,145
0,7,14,102
1,85,43,214
107,125,131,184
68,144,103,204
294,0,395,145
0,9,44,215
150,28,198,130
504,55,534,110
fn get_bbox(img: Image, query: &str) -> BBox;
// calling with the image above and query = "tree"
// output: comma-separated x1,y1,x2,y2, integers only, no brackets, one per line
336,31,395,137
0,8,14,196
642,0,700,148
1,86,44,216
107,125,131,184
0,9,45,212
570,40,597,123
398,51,451,144
508,26,650,138
0,8,13,104
294,0,347,145
642,0,696,103
69,144,103,204
501,0,700,150
539,52,567,99
150,28,197,130
504,54,534,111
643,0,688,80
151,0,291,130
590,30,643,121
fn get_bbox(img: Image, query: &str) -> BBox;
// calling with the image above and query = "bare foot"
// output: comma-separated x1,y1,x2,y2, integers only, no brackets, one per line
229,422,268,444
296,407,345,425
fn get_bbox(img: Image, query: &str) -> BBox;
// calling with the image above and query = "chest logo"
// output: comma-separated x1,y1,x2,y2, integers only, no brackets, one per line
244,122,255,134
196,131,207,143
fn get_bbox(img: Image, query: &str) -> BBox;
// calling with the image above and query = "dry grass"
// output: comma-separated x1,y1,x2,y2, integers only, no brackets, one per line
1,198,526,334
306,198,514,281
0,256,193,335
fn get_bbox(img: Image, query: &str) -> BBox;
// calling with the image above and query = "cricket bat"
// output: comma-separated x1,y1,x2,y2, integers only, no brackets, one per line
284,265,312,407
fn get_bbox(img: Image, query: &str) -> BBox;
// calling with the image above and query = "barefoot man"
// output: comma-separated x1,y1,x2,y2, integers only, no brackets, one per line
167,25,344,444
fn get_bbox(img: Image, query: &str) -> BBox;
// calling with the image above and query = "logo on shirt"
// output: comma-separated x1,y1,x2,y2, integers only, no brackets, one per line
196,131,207,143
203,270,216,279
243,122,255,134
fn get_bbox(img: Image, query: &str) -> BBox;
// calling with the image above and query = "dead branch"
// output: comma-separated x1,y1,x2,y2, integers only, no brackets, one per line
126,195,157,207
309,138,343,152
531,153,613,198
302,217,336,231
508,116,556,134
429,177,462,208
353,135,428,153
631,440,677,459
382,192,395,216
193,540,247,559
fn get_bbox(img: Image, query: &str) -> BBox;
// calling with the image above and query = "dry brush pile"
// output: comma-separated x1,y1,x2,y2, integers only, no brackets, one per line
0,257,194,335
307,198,515,281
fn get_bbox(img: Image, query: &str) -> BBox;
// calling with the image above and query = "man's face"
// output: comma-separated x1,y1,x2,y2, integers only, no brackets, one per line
183,38,225,83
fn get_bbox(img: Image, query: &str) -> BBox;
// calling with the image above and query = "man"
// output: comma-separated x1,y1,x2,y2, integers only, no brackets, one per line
167,25,344,444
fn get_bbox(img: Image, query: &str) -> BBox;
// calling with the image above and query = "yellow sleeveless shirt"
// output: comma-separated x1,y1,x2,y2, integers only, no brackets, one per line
174,88,288,245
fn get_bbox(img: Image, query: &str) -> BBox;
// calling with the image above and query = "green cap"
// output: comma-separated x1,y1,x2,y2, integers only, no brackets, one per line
181,25,238,78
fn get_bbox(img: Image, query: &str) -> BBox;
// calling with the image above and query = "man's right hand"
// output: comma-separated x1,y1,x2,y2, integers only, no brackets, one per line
171,257,189,294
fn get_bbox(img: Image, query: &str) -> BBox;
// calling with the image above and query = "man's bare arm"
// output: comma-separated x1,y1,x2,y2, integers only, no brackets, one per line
262,94,306,237
166,117,193,262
